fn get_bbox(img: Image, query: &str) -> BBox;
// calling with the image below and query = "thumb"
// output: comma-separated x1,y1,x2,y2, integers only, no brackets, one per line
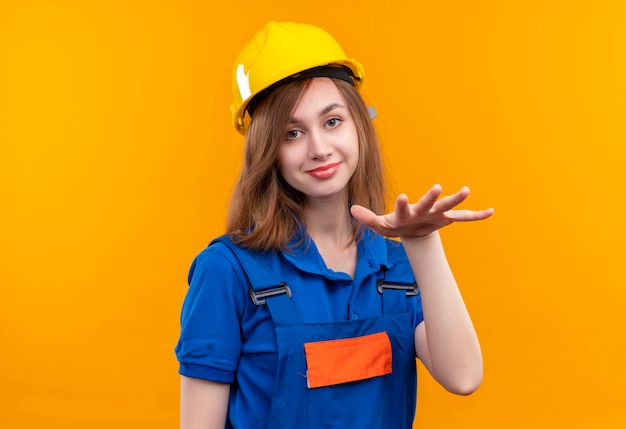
350,204,378,227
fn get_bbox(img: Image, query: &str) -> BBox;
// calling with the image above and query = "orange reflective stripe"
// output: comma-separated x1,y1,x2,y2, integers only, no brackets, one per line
304,331,392,389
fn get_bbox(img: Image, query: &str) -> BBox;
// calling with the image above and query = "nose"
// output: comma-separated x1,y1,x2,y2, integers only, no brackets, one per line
308,130,332,160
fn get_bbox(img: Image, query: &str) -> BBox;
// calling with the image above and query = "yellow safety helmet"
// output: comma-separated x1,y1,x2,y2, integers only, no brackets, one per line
230,21,365,135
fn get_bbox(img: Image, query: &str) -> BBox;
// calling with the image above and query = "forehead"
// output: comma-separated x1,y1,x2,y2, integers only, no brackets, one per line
291,78,347,116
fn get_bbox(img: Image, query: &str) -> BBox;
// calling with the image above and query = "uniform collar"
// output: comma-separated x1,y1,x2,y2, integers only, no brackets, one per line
281,226,392,280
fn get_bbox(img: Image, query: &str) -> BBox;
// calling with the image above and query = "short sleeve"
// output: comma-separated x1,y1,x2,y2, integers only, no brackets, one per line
174,243,247,382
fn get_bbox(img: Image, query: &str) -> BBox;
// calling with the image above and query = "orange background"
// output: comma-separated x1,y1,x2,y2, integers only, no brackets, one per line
1,1,625,428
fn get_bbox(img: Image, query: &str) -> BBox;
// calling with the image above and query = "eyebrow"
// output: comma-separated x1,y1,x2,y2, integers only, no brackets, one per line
288,103,346,125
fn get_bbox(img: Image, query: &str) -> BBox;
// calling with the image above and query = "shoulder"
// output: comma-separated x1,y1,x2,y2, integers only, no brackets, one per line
360,227,409,263
358,228,413,278
363,231,414,282
188,235,247,285
383,237,407,259
189,235,286,287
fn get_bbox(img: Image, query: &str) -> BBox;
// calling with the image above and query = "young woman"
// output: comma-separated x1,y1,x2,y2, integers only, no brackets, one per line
175,21,493,429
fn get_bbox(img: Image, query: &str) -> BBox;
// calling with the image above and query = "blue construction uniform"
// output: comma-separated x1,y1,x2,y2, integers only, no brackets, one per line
175,227,424,428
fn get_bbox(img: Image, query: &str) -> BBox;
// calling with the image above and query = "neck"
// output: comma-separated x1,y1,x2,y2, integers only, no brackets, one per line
304,194,353,248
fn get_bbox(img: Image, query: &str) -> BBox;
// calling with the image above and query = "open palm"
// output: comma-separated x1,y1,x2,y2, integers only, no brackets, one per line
350,184,494,238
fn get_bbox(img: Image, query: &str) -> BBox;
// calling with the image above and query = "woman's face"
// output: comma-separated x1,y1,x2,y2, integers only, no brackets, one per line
277,78,359,203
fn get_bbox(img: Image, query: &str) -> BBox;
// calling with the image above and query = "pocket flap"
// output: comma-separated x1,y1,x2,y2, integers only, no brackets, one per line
304,331,392,389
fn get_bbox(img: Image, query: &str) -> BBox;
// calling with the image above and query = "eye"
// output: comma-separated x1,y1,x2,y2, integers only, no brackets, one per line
286,129,302,140
326,117,342,128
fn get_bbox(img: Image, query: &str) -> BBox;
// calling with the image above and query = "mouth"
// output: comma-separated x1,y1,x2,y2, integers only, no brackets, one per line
306,162,341,179
307,163,340,173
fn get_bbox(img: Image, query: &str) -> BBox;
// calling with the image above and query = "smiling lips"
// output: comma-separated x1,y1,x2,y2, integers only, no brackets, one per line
306,162,341,179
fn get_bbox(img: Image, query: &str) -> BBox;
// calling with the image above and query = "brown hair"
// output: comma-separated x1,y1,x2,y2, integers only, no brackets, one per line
226,78,386,251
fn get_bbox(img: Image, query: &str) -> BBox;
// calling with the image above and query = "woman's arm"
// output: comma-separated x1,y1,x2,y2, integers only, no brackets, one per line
351,184,493,395
404,232,482,395
180,375,230,429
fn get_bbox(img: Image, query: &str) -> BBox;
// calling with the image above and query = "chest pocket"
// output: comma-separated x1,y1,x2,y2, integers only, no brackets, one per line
304,331,392,388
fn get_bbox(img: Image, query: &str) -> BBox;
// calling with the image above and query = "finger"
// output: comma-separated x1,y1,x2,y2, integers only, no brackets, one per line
443,208,495,221
413,184,443,214
394,194,411,220
433,186,471,213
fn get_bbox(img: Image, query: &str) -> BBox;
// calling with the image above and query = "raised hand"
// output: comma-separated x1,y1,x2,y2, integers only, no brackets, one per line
350,184,494,238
